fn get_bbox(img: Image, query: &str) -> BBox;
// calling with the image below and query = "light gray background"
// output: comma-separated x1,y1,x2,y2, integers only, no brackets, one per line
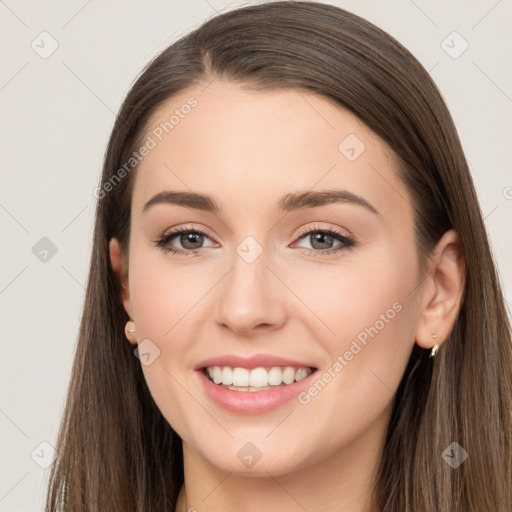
0,1,510,510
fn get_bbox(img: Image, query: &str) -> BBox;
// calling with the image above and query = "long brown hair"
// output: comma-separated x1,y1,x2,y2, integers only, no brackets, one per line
45,2,512,510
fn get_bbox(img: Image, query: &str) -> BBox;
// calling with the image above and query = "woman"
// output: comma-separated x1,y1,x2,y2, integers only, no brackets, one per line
46,2,511,511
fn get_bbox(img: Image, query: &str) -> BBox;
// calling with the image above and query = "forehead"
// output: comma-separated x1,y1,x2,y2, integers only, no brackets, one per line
131,80,408,220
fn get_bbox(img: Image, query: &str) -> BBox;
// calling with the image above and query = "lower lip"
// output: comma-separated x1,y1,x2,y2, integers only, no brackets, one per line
196,369,316,414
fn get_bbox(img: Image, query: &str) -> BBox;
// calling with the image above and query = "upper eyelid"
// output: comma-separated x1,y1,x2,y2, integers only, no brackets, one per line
163,225,218,243
296,222,352,238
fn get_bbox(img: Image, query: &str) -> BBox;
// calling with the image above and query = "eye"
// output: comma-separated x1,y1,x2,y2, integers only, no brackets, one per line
153,226,216,256
292,224,355,256
153,223,355,257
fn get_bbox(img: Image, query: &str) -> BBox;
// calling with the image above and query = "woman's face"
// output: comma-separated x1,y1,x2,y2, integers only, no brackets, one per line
113,80,425,476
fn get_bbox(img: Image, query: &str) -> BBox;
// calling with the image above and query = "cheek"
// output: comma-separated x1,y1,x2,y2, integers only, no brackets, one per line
290,260,420,440
298,296,416,452
128,245,210,342
284,246,419,416
126,248,225,441
281,244,418,351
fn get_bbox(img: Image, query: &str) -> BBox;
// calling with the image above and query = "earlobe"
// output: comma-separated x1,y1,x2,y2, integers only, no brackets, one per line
109,237,133,320
124,320,138,346
414,229,465,352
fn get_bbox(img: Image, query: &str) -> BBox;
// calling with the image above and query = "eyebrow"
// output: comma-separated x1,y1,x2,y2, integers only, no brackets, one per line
142,189,380,216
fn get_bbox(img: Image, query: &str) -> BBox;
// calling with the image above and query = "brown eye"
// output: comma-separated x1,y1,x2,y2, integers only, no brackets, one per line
178,232,205,250
154,227,215,255
294,228,355,255
308,232,336,250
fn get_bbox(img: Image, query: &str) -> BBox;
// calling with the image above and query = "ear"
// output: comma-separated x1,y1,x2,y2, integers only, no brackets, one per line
414,229,465,351
109,237,133,322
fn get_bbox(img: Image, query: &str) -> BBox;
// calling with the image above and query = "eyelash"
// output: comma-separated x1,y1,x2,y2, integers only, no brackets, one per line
153,224,355,257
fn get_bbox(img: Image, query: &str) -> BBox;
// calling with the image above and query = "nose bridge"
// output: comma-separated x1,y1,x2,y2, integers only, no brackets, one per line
215,233,286,334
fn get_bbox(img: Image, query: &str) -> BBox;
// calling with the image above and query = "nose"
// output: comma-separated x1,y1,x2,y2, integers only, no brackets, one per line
214,242,287,337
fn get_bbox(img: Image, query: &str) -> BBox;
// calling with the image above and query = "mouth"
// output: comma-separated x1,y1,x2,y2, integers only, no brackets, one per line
202,365,316,392
194,356,318,414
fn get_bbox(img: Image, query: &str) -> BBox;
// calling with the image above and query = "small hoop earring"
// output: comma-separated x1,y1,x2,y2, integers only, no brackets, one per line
430,332,439,357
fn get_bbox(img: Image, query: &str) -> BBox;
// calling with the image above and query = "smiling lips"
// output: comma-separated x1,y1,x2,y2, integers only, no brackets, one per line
195,354,317,413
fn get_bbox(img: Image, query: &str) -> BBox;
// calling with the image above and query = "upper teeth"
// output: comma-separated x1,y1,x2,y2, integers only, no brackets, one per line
206,366,312,387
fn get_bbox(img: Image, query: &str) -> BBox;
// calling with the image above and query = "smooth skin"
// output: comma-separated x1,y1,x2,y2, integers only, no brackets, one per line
109,80,464,512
